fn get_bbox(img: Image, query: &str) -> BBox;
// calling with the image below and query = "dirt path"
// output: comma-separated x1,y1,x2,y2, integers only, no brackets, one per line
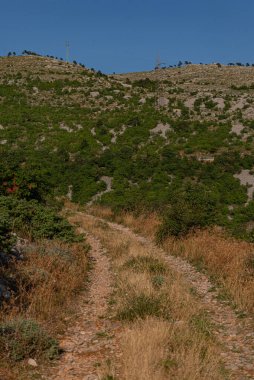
44,226,122,380
87,177,113,206
80,213,254,380
43,211,254,380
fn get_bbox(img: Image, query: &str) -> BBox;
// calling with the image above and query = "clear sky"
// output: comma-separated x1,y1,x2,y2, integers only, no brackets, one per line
1,0,254,73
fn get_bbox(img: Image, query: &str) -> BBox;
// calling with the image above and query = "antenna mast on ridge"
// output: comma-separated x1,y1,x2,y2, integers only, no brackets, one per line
65,41,70,62
154,54,166,70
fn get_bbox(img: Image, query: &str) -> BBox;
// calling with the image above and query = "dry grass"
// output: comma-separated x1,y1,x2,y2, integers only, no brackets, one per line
113,212,160,239
121,318,223,380
0,239,88,379
90,206,254,314
23,241,88,324
121,318,169,380
1,240,88,326
163,229,254,313
73,213,226,380
0,368,16,380
87,204,115,220
88,205,160,239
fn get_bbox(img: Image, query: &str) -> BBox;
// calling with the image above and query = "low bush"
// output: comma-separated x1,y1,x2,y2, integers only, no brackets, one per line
0,318,59,361
31,208,80,241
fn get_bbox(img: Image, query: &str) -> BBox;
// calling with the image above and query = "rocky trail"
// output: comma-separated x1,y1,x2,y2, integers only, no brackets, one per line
43,225,122,380
44,211,254,380
87,177,113,206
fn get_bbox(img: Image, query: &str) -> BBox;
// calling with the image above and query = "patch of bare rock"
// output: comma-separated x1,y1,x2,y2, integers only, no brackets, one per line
234,170,254,202
150,123,171,138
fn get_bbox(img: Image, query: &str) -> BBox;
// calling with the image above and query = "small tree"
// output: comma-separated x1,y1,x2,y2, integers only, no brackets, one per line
156,183,219,242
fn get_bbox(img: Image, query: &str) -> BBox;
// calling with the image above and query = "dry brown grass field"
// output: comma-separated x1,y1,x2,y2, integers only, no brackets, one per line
89,205,254,314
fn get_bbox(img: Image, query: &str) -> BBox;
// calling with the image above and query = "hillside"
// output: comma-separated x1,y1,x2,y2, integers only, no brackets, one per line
1,55,254,379
1,56,254,239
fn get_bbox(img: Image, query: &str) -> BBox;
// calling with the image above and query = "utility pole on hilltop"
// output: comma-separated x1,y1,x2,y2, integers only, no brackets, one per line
65,41,70,63
154,54,166,70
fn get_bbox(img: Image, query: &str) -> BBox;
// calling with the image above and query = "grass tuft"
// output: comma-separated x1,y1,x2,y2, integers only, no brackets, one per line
123,255,167,275
118,293,169,321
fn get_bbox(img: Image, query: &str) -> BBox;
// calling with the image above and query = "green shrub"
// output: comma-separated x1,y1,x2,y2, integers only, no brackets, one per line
31,208,78,241
0,318,60,361
0,196,79,242
152,275,165,288
156,183,219,241
132,78,156,91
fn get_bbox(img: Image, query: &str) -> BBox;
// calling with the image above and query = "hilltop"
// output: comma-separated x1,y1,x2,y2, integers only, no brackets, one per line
114,63,254,121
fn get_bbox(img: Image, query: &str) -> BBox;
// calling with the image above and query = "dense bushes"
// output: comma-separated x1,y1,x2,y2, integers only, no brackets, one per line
156,183,219,241
132,78,157,91
0,196,79,242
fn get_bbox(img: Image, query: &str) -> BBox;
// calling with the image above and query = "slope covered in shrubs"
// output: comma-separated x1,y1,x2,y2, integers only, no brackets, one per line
2,55,254,376
1,56,254,239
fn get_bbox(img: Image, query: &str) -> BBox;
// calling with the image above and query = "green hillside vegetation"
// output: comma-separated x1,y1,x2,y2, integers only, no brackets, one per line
1,56,254,241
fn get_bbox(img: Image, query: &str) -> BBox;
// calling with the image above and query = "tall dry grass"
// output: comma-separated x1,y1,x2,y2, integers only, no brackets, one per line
121,318,223,380
75,213,226,380
0,239,88,379
1,240,88,326
90,205,254,314
164,229,254,313
88,205,160,239
121,318,169,380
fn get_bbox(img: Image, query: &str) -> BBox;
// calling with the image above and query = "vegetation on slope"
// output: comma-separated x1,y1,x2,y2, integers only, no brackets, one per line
1,56,254,240
1,55,254,376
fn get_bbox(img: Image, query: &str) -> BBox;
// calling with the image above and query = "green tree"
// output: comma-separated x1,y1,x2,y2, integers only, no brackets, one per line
156,183,219,241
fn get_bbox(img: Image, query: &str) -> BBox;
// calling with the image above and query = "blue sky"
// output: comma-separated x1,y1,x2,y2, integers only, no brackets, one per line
1,0,254,73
